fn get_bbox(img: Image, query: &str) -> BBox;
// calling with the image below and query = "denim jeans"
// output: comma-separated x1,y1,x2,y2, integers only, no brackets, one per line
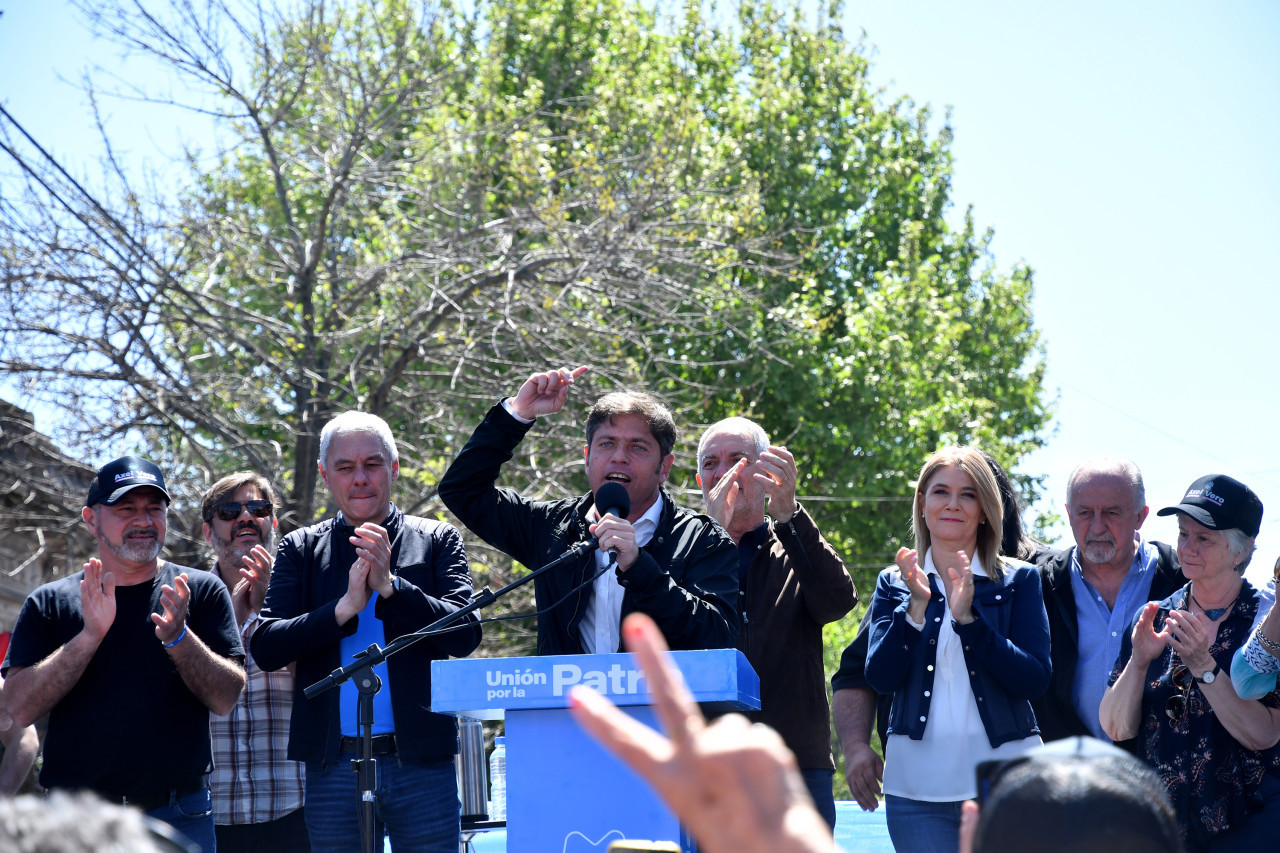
800,768,837,832
884,794,964,853
304,754,459,853
146,787,217,853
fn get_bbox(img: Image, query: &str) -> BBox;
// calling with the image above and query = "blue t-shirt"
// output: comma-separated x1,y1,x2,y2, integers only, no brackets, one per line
339,592,396,737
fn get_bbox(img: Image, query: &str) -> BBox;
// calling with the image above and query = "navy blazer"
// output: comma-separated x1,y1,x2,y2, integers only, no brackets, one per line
866,558,1051,749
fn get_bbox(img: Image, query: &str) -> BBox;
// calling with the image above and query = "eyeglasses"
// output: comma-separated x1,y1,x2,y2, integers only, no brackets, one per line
1165,665,1193,722
213,500,273,521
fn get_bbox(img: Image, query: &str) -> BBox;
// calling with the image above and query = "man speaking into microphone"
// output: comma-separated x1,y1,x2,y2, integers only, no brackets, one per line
441,366,738,654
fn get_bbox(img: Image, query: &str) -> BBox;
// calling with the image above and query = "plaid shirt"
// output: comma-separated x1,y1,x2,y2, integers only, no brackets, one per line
210,611,305,825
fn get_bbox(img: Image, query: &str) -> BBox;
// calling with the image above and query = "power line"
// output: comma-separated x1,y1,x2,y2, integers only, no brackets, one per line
675,488,910,503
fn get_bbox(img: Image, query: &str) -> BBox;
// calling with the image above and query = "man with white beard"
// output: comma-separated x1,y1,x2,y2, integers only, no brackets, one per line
1032,457,1184,744
200,473,308,852
2,457,244,853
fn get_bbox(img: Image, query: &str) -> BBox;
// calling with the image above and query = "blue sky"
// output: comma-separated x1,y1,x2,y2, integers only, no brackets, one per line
843,0,1280,583
3,1,1279,582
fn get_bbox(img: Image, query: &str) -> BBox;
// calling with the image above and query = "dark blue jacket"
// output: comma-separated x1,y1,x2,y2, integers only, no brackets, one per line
251,505,481,766
866,559,1051,749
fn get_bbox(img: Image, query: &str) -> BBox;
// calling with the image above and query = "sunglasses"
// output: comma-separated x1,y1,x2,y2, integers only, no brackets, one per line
1165,665,1193,722
213,500,274,521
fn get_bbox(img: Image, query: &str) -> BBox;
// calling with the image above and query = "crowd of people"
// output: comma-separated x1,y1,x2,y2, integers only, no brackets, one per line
0,363,1276,853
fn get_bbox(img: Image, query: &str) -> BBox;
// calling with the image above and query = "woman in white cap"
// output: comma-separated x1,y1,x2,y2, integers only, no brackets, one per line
1100,474,1280,851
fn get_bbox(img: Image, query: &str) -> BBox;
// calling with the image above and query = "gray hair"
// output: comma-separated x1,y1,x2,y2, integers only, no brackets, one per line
319,411,398,468
697,417,769,470
1225,527,1256,574
1066,457,1145,511
0,791,170,852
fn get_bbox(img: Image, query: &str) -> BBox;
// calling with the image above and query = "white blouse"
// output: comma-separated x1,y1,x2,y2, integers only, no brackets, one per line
881,549,1042,801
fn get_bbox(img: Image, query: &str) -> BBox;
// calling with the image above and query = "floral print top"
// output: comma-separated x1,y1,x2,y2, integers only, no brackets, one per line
1110,581,1280,848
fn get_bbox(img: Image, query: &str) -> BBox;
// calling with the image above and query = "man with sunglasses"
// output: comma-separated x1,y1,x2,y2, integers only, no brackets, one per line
2,457,245,853
200,473,308,852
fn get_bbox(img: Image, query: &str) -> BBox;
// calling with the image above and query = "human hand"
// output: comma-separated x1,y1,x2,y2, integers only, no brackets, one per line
510,366,590,420
351,523,394,597
589,514,640,571
704,458,748,529
1130,601,1172,666
568,613,836,853
240,545,273,610
79,558,117,643
755,446,798,523
945,552,975,625
230,544,273,624
151,572,191,645
897,548,929,622
335,558,373,626
842,741,884,812
1165,609,1214,673
958,800,981,853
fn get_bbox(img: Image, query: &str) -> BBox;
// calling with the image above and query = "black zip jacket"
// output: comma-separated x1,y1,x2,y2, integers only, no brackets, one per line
251,505,481,766
439,402,738,654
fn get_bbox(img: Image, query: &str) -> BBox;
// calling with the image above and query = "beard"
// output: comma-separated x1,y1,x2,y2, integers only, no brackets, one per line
1081,537,1118,565
212,520,276,568
102,530,163,563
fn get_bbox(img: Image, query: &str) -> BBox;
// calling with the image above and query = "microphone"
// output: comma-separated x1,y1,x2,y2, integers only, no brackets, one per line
594,481,631,522
593,482,632,563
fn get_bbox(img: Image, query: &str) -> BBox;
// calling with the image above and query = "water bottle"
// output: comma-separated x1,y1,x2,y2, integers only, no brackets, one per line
488,736,507,821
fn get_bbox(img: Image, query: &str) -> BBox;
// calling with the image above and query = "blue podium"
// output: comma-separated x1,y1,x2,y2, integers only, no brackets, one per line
433,651,760,853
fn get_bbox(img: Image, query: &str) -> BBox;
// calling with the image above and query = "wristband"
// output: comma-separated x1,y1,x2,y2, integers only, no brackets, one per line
162,624,188,649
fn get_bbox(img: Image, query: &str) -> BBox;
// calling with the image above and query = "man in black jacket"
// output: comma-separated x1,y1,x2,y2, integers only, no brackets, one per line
252,412,481,853
1031,457,1183,743
440,366,738,655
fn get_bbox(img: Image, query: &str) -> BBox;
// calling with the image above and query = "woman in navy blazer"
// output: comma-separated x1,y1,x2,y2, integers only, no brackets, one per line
866,445,1051,853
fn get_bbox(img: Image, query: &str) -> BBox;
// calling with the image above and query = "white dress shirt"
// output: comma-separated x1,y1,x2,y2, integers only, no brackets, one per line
579,495,663,654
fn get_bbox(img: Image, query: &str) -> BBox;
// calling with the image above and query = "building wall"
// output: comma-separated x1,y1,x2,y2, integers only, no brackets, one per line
0,401,95,632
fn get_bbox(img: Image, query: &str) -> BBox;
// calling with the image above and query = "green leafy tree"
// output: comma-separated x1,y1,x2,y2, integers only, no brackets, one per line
0,0,1049,675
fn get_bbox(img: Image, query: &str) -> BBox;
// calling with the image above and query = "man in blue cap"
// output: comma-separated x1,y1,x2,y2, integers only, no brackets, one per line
2,456,245,852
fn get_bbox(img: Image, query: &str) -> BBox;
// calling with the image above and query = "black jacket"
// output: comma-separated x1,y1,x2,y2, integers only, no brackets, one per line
1032,540,1183,744
439,402,738,654
251,506,481,766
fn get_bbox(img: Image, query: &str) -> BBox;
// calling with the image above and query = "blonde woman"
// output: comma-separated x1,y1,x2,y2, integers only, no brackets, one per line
866,446,1051,853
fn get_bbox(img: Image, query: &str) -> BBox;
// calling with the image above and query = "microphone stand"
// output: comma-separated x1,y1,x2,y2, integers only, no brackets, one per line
304,536,603,853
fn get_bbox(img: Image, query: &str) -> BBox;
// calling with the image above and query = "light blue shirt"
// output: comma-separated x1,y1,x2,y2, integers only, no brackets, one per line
1069,539,1160,740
